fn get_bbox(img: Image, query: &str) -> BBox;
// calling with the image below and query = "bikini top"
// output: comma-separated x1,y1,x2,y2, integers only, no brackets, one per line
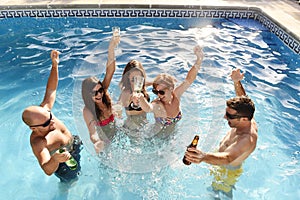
125,93,150,111
155,111,182,126
125,102,143,111
96,114,115,127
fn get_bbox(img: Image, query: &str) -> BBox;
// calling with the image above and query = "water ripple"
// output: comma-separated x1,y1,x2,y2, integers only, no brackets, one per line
0,17,299,200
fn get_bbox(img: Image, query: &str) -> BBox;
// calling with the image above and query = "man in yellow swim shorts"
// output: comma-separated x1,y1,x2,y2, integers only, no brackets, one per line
184,68,258,198
210,165,243,197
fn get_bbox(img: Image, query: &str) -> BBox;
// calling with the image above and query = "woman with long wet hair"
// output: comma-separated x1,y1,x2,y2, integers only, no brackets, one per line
118,60,151,132
82,35,119,153
119,60,150,115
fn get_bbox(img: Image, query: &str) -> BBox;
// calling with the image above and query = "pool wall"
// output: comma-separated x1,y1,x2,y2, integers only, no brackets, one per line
0,4,299,55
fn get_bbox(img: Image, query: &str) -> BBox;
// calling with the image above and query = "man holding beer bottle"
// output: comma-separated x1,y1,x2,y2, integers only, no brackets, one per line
22,50,82,182
184,68,258,197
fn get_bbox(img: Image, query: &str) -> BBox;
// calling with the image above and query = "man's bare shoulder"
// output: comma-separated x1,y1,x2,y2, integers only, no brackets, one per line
30,133,47,153
30,133,41,145
238,131,256,145
251,119,258,133
236,125,257,153
245,119,258,144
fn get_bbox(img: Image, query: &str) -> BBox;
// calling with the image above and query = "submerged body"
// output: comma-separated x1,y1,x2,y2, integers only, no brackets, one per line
184,69,258,195
22,50,82,182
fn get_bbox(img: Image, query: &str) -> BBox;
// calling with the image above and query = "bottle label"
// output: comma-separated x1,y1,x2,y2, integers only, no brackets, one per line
59,148,78,170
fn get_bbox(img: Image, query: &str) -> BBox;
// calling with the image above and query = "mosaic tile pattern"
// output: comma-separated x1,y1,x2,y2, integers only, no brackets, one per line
0,8,299,54
0,9,258,18
257,14,300,54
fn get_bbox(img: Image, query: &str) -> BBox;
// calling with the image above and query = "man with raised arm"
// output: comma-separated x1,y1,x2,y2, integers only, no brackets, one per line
22,50,82,182
184,68,258,197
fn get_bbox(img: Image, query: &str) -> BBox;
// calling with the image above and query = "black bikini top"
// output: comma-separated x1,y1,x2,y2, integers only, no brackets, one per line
125,102,143,111
125,93,150,111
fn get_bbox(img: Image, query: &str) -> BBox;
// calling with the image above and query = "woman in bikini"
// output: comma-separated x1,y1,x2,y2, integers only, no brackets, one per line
118,60,150,132
81,35,120,153
134,45,204,128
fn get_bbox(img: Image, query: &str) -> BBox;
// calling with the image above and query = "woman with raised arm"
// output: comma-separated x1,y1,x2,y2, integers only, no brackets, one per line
81,35,120,153
134,45,204,127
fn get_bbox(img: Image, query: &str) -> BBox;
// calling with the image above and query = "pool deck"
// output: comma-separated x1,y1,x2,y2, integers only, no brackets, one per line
1,0,300,40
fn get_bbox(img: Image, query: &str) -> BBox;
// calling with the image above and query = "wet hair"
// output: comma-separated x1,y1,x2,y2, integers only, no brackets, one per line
82,77,112,120
119,59,149,100
153,73,177,90
226,96,255,120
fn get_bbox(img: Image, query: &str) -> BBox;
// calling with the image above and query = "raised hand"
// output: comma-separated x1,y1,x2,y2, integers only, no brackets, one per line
50,50,60,65
230,68,244,82
194,45,204,62
193,45,204,70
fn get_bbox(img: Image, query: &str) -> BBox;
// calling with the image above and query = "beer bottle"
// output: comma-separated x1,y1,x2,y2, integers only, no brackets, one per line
59,149,78,170
183,135,199,165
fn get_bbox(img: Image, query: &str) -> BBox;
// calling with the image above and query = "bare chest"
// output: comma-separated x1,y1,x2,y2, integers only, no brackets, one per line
45,128,72,151
219,134,239,152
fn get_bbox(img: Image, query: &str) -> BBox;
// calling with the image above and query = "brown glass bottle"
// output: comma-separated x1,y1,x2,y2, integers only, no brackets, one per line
183,135,199,165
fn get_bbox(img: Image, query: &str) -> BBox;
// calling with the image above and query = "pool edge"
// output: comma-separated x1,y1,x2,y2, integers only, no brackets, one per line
0,4,299,55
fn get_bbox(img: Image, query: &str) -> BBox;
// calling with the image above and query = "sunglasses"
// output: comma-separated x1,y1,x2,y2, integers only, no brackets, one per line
152,88,165,95
30,112,52,127
225,112,244,119
92,87,104,96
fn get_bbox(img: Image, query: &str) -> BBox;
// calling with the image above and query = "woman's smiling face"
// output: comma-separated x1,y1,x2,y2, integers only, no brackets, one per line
92,83,104,103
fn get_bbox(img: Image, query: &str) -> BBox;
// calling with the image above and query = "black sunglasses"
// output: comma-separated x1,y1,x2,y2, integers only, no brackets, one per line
225,112,244,119
152,88,165,95
30,112,52,127
92,87,104,96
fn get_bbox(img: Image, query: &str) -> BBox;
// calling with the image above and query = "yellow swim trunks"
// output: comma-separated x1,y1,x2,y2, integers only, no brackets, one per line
210,165,243,193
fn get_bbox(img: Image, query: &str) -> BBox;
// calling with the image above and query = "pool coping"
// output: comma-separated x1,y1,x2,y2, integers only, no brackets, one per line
0,4,299,55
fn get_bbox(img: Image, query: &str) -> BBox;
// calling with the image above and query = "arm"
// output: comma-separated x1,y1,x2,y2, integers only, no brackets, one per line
131,92,153,113
174,45,204,97
102,36,120,89
31,139,70,175
230,69,246,96
40,50,60,110
184,134,253,166
83,107,105,153
231,69,257,124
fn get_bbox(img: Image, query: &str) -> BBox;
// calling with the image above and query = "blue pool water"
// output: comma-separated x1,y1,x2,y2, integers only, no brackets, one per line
0,17,299,199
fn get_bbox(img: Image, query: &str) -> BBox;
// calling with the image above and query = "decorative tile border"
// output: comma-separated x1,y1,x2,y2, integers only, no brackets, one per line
0,9,258,19
257,14,300,54
0,7,299,54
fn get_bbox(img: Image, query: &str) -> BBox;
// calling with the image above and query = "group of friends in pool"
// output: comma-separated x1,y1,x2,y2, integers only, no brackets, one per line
21,34,258,198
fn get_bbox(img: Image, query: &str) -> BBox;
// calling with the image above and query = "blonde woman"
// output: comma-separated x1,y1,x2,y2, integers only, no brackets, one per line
134,45,204,126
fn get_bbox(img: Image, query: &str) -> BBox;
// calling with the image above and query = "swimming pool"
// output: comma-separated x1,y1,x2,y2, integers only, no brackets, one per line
0,8,299,200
